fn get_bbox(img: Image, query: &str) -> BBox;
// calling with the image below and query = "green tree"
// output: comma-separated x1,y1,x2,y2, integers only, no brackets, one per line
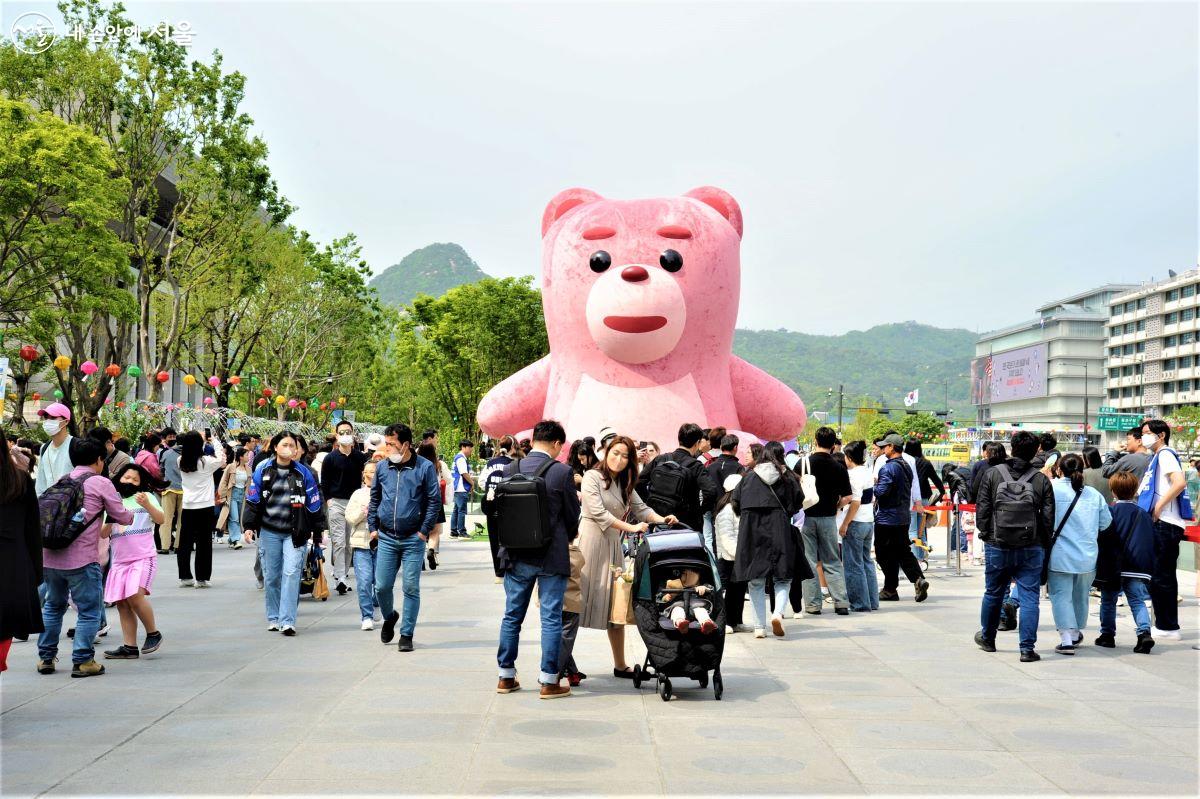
866,412,946,444
396,277,548,435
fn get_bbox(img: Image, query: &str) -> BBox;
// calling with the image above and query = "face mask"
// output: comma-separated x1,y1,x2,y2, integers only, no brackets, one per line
116,482,138,498
42,419,62,436
1141,433,1157,448
388,453,404,464
337,435,354,446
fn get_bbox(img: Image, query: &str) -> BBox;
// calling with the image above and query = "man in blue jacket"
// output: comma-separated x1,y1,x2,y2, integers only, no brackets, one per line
368,423,441,652
873,434,929,603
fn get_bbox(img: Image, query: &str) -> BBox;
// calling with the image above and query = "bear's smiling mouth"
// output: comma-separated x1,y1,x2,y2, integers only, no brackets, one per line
603,315,668,334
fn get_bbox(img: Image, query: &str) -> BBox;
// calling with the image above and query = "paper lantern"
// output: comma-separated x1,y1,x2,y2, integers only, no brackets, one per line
319,403,328,411
182,374,196,386
19,345,38,362
338,396,346,404
53,389,63,399
208,376,220,388
299,401,308,409
156,371,169,383
103,397,112,405
250,376,260,386
203,397,214,405
262,387,273,397
184,402,192,408
116,402,125,408
287,399,298,408
127,365,142,378
31,392,41,401
53,355,71,370
274,395,286,405
229,375,241,385
104,363,121,378
80,360,98,376
257,397,268,407
329,401,337,410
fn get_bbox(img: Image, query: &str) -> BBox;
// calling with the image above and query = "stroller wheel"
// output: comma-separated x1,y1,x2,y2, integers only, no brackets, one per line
698,673,708,689
632,665,643,689
658,676,672,702
713,668,723,701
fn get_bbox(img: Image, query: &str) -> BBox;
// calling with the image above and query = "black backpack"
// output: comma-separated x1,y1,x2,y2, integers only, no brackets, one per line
487,458,557,550
990,465,1040,547
646,457,692,517
39,473,105,550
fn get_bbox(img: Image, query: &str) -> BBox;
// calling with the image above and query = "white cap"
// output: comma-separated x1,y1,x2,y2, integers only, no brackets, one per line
365,433,384,451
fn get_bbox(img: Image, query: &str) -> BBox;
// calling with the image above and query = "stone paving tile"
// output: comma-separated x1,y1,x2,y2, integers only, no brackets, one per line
806,715,1007,751
468,744,662,790
838,747,1061,791
1015,751,1199,795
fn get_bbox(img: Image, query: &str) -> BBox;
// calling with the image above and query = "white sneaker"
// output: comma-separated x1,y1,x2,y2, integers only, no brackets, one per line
195,580,210,589
361,619,375,631
1152,627,1182,640
268,623,280,631
725,625,735,634
93,624,109,643
791,609,804,619
232,542,243,550
754,628,766,639
180,579,194,588
734,624,755,633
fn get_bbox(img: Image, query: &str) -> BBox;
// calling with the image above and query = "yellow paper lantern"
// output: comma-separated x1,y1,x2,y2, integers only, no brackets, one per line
338,396,346,404
53,355,71,370
274,395,286,405
182,374,197,386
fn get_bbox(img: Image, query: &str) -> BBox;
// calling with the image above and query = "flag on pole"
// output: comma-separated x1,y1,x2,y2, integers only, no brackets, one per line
904,389,919,407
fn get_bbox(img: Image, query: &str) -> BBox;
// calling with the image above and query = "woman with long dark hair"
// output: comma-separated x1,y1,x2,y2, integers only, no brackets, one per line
577,434,675,678
1047,452,1112,655
903,439,944,564
733,441,811,638
568,440,597,488
176,430,226,588
1081,445,1112,504
0,427,42,671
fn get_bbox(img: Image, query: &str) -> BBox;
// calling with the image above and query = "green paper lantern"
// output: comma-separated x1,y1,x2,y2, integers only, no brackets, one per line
250,376,260,386
53,389,63,399
127,365,142,377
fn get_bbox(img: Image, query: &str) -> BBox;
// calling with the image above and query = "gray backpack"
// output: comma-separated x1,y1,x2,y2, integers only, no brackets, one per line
990,465,1039,547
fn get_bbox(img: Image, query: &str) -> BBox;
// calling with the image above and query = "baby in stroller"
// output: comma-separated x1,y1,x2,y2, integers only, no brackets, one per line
660,568,717,634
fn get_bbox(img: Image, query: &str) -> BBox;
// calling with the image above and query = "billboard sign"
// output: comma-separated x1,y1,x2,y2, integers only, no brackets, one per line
982,343,1048,404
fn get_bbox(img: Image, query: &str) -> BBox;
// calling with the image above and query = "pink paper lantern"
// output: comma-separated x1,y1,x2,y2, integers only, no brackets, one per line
80,360,98,376
203,397,214,405
208,376,220,388
287,399,298,408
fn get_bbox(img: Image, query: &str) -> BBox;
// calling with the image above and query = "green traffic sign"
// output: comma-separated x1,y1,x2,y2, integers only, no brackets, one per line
1097,412,1142,431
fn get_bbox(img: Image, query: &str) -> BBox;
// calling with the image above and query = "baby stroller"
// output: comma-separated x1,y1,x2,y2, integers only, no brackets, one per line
630,526,725,701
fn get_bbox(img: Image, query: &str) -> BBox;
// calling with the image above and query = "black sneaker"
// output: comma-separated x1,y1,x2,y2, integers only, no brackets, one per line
1073,632,1083,646
1133,632,1155,654
974,631,996,652
914,579,929,603
878,590,900,602
1054,643,1075,656
397,635,414,652
1094,633,1116,648
835,607,849,616
103,645,140,660
67,627,75,639
336,582,349,596
427,549,438,570
281,627,297,637
1020,650,1041,662
142,631,163,654
999,602,1018,631
381,611,400,644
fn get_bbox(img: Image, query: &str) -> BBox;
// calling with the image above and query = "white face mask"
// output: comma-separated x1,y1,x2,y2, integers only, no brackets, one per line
337,434,354,446
42,419,62,436
387,453,404,464
1141,433,1158,449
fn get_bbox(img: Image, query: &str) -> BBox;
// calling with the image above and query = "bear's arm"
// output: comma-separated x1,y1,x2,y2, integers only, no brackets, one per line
477,355,551,436
729,356,808,441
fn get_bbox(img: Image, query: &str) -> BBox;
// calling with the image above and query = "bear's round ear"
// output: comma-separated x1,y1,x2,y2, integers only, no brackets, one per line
542,188,604,237
684,186,743,239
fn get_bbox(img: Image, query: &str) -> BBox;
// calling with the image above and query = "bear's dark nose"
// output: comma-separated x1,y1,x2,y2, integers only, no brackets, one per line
621,265,649,283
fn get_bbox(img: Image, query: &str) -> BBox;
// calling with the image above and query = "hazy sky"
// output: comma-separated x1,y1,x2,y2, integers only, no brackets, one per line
6,0,1197,335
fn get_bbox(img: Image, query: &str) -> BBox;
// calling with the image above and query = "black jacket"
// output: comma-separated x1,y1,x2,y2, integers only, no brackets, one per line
706,453,744,492
0,478,43,640
495,451,580,577
914,457,944,501
967,457,1003,503
731,463,813,583
975,457,1056,548
636,448,719,531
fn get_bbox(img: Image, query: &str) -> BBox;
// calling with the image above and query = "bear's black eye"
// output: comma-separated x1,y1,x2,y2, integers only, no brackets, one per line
660,249,683,273
590,251,611,273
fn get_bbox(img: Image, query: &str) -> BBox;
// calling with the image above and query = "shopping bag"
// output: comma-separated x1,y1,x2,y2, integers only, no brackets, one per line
609,569,635,625
312,561,330,601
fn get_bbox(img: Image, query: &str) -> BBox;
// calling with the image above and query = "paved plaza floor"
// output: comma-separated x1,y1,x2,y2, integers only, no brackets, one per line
2,536,1198,797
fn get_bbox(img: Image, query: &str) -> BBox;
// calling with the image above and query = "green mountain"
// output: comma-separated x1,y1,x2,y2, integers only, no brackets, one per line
733,322,976,420
370,243,489,307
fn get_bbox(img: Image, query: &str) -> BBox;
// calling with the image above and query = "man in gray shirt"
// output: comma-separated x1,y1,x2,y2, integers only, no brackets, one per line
1101,425,1151,478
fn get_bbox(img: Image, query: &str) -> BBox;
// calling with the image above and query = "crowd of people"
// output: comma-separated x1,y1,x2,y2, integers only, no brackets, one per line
0,405,1193,694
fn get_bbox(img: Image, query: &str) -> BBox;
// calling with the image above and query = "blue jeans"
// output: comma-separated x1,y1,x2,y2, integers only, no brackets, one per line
375,532,425,637
748,577,790,629
951,512,967,552
702,511,715,555
800,515,848,610
909,509,926,561
38,563,104,665
450,492,469,535
842,521,879,611
980,544,1044,652
1100,577,1152,636
353,548,377,620
260,529,305,628
497,559,566,685
227,486,244,543
1047,570,1095,632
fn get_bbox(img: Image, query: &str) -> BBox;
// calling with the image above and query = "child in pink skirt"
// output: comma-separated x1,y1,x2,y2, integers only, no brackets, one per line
101,464,165,659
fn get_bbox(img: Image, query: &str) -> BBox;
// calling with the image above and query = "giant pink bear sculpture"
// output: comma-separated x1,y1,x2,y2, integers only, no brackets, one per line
477,186,807,449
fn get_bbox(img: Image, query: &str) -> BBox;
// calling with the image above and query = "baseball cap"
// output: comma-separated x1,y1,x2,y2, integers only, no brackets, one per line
37,402,72,421
598,426,616,448
874,433,905,449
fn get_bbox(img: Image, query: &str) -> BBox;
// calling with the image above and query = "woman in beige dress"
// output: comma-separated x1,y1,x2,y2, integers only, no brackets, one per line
578,435,676,678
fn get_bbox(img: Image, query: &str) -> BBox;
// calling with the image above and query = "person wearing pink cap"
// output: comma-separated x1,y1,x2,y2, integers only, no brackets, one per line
34,402,74,497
